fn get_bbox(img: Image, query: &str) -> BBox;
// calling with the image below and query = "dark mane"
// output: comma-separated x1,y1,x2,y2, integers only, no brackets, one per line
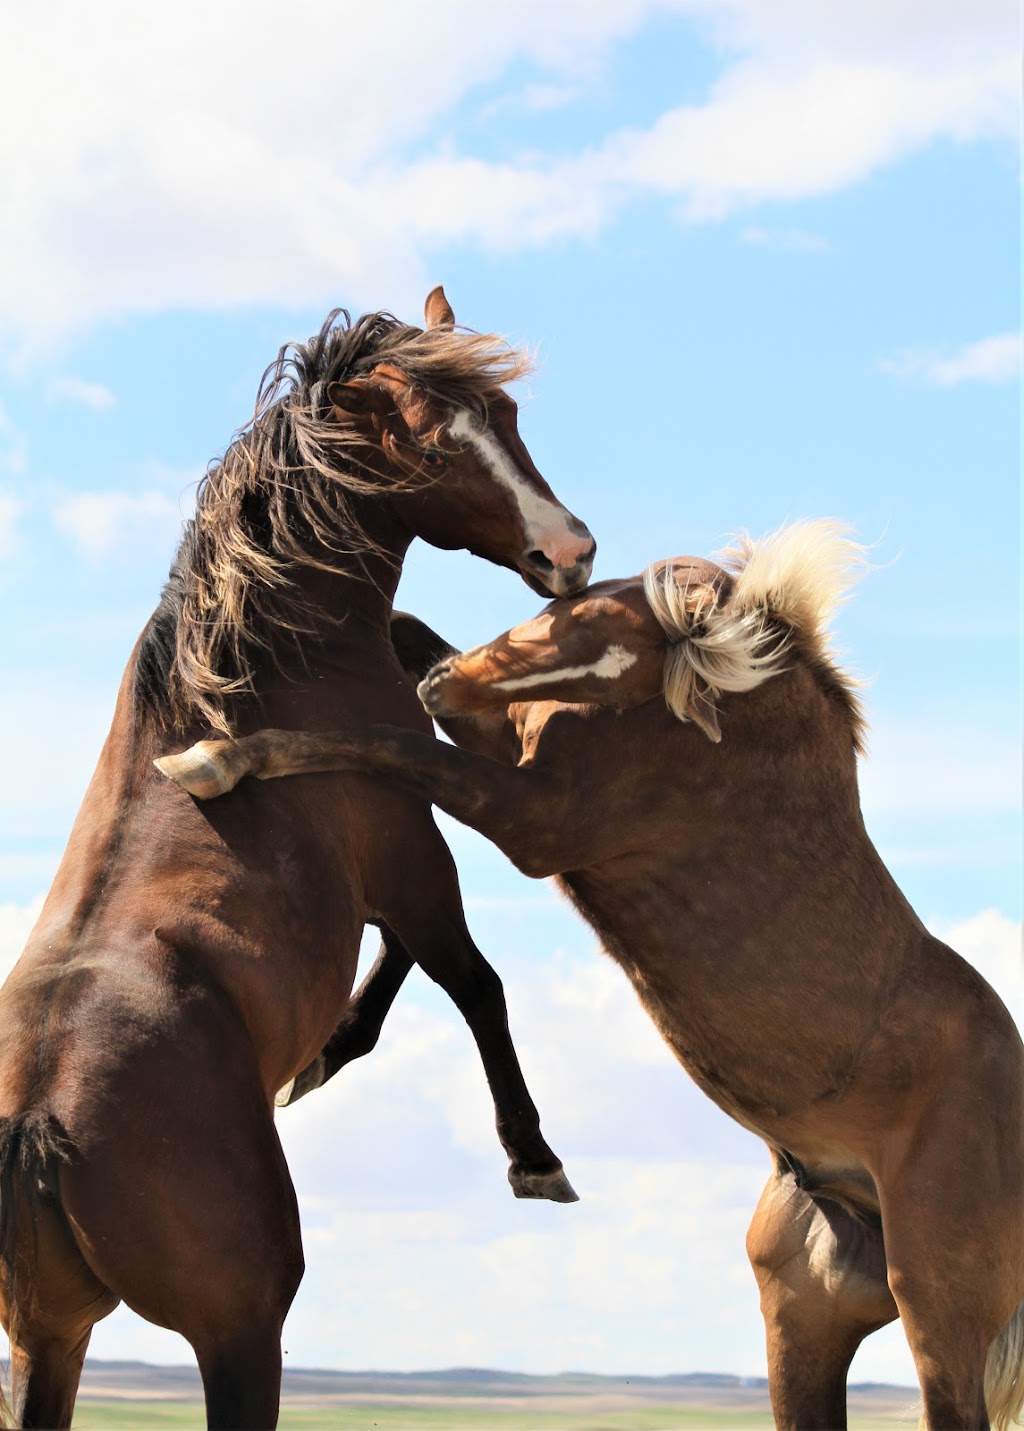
134,308,531,736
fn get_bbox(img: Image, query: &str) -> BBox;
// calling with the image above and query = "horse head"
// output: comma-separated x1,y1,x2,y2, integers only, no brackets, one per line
416,520,867,747
326,287,595,597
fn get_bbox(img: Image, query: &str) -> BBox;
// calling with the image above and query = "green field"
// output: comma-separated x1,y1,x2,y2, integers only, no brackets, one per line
68,1362,921,1429
70,1399,915,1430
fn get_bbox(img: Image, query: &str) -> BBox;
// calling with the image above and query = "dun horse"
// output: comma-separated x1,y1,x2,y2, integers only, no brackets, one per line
163,521,1024,1430
0,289,593,1429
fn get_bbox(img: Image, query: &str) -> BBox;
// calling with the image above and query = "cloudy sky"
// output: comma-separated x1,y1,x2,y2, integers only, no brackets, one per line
0,0,1020,1390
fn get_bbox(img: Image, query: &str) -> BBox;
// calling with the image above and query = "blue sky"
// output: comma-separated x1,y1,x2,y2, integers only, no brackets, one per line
0,0,1020,1389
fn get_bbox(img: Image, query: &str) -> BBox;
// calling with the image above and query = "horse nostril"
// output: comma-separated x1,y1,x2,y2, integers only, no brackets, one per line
525,550,554,573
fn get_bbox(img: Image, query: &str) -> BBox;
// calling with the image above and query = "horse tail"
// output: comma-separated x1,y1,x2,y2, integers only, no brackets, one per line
0,1109,72,1427
986,1293,1024,1431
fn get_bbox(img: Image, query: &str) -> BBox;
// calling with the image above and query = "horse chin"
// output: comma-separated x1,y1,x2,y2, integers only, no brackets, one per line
518,565,559,598
517,561,593,599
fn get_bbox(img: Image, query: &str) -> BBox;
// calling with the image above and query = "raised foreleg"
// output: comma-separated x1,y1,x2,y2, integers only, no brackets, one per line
276,923,413,1107
156,726,602,877
364,810,577,1203
276,886,575,1201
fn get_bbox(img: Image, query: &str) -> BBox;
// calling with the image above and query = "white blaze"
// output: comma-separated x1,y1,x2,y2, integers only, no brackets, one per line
448,409,588,571
493,644,638,693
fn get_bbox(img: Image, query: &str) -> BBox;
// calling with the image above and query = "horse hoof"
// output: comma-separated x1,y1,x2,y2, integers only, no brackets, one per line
153,742,241,799
274,1055,327,1108
508,1166,580,1204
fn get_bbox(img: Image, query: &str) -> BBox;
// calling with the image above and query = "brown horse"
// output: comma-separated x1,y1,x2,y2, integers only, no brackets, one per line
0,288,593,1430
162,521,1024,1430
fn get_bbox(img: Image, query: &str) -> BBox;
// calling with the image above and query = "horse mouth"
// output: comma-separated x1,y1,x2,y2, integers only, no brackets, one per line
517,551,594,598
519,565,560,598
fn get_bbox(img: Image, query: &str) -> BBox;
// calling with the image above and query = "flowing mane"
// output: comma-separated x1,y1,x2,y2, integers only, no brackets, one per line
643,520,868,750
135,308,532,735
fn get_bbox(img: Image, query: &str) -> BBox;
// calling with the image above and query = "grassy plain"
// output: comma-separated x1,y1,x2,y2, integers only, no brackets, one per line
71,1399,916,1430
69,1363,921,1429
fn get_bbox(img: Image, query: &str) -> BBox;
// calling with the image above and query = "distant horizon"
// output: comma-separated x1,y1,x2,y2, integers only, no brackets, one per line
77,1358,918,1391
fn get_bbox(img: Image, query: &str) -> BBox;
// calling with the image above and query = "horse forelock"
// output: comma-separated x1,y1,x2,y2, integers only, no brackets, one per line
643,519,868,751
135,310,533,736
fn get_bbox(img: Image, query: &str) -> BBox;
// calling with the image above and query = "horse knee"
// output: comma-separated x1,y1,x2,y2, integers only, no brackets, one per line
745,1172,814,1283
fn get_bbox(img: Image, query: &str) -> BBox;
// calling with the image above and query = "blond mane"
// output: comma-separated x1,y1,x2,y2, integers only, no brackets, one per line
643,520,868,749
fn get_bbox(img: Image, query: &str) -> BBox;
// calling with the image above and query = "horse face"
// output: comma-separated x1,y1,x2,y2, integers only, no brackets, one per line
395,385,595,597
417,576,666,717
329,375,595,599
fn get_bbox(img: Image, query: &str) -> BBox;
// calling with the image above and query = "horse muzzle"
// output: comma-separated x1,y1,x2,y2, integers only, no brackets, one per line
518,535,596,598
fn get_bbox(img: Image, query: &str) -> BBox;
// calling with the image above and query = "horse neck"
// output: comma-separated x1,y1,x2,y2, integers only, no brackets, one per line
238,500,416,727
294,541,404,639
292,479,416,631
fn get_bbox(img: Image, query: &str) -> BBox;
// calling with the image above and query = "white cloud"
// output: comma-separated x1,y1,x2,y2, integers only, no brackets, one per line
0,670,115,839
0,494,18,560
0,895,44,985
53,490,183,560
0,0,1014,347
928,908,1023,1029
704,0,1015,69
595,55,1012,218
47,375,117,410
880,332,1022,387
0,402,27,472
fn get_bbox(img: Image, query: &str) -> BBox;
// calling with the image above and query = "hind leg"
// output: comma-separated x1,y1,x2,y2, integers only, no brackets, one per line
0,1191,119,1428
878,1115,1024,1430
58,1013,304,1429
9,1330,92,1430
194,1321,289,1431
746,1165,897,1431
62,1115,302,1431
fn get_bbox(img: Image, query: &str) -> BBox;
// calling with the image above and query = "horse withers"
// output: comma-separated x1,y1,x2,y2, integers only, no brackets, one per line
0,289,593,1430
163,521,1024,1431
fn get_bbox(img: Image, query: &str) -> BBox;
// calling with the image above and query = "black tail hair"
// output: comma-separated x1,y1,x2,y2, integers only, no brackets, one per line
0,1112,71,1427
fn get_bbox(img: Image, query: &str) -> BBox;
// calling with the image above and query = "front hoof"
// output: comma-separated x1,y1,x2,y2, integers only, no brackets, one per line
154,741,245,799
508,1165,580,1204
416,659,456,716
274,1055,327,1108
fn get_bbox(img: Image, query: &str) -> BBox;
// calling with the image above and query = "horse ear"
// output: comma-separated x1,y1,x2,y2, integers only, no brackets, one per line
424,286,456,331
327,379,391,418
